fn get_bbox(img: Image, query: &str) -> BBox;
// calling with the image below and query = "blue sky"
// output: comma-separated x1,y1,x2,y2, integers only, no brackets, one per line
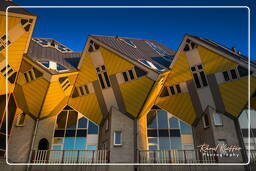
12,0,255,58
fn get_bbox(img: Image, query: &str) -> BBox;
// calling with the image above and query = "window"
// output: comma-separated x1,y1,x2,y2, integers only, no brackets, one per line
16,113,26,126
145,41,169,56
77,84,89,96
120,39,136,48
167,84,182,96
180,121,192,134
202,114,210,128
33,38,72,53
122,68,137,82
191,64,208,88
169,117,179,129
114,131,122,146
0,34,11,52
222,68,239,82
217,139,227,155
213,112,223,126
138,59,164,71
183,39,198,52
59,77,71,91
96,65,111,89
24,69,36,82
237,65,249,77
0,64,17,83
52,107,99,152
88,40,100,52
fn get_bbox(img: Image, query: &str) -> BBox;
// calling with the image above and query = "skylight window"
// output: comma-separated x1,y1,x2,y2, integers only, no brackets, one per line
138,59,164,71
146,41,169,56
33,38,72,53
120,39,136,48
39,61,68,72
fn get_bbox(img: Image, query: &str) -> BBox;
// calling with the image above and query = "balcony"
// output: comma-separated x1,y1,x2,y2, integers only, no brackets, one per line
31,150,109,164
138,149,216,163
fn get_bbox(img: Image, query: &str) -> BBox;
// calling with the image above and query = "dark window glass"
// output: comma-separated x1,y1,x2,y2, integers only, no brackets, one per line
157,110,168,129
65,130,76,137
8,72,16,83
98,74,105,89
193,73,201,88
203,114,210,127
101,65,105,70
128,70,134,80
180,121,192,134
200,71,208,86
158,129,169,137
79,86,84,95
0,134,6,149
169,117,179,129
24,73,29,82
54,130,65,137
28,70,33,80
147,130,157,137
238,66,248,77
123,72,128,82
76,130,87,137
169,86,175,95
197,65,203,70
160,87,169,97
134,66,147,77
103,72,111,87
184,44,190,51
88,121,98,134
230,69,238,79
176,84,181,93
84,85,89,94
66,111,78,129
169,129,181,137
159,137,170,150
96,67,100,72
78,117,87,128
147,111,157,128
223,71,230,81
56,111,67,129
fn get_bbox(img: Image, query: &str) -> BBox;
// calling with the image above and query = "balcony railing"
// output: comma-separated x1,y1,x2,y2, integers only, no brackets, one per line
31,150,109,164
138,149,216,163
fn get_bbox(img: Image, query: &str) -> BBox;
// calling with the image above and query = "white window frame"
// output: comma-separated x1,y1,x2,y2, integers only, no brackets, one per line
213,112,223,126
113,131,122,146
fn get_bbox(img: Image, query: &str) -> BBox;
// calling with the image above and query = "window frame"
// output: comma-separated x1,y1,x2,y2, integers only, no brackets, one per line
222,67,239,82
96,65,111,89
213,112,223,126
191,64,208,89
122,68,137,82
24,68,36,82
113,131,122,146
202,114,210,128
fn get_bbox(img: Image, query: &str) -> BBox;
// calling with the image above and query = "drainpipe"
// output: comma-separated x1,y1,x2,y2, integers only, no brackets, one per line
26,118,39,171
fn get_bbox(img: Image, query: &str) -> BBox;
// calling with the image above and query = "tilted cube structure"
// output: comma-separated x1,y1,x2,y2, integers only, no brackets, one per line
0,0,256,168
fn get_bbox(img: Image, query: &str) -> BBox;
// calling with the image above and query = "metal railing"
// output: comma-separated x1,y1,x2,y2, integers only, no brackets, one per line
138,149,216,163
31,150,109,164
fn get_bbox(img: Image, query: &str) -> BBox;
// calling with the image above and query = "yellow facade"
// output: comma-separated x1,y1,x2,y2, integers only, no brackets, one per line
198,45,238,75
120,76,154,117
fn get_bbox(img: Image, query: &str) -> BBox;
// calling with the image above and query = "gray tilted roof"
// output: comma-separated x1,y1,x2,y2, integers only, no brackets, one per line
26,38,81,73
90,35,176,71
0,0,35,16
187,34,256,68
